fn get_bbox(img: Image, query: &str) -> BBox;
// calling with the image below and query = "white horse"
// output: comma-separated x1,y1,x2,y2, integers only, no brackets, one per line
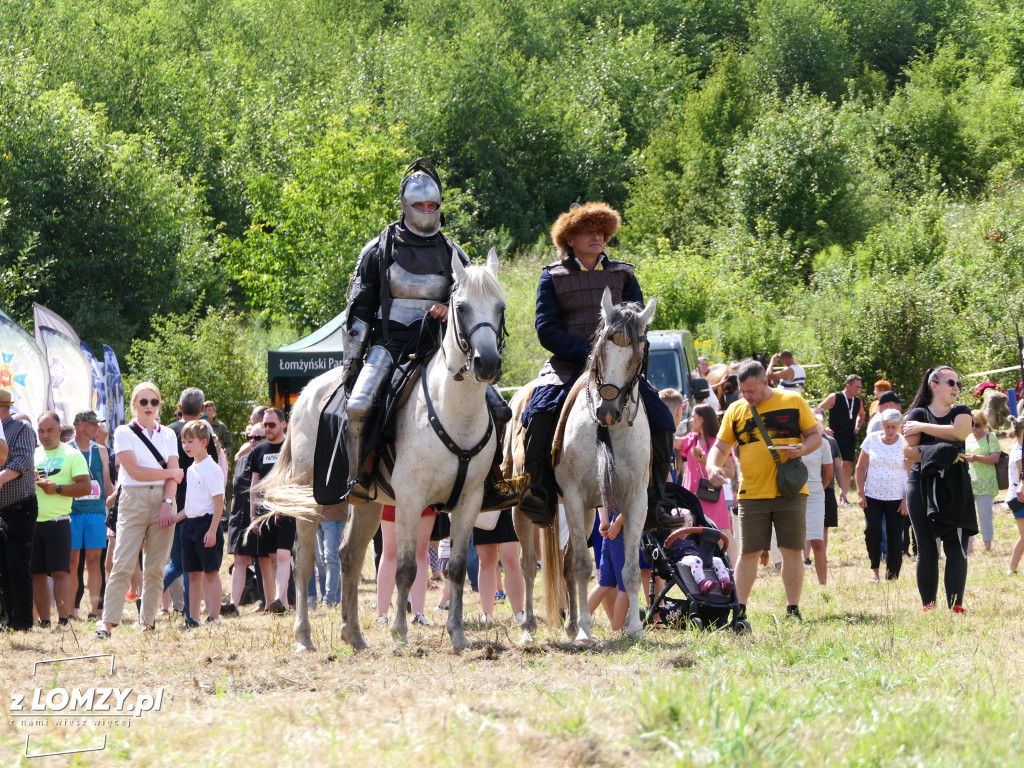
258,249,506,650
524,289,655,643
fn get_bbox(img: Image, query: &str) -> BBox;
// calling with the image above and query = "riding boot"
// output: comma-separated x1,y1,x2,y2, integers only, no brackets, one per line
518,410,559,526
343,346,394,502
480,384,519,512
646,427,677,530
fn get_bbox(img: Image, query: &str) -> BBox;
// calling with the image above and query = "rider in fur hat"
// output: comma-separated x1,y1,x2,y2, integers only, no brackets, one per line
518,202,676,523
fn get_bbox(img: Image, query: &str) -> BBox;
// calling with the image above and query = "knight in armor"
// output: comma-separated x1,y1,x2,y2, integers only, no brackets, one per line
518,202,677,523
341,158,517,510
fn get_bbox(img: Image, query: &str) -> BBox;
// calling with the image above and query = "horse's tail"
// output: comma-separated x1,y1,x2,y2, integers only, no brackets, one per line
596,424,616,512
541,515,565,629
254,434,321,525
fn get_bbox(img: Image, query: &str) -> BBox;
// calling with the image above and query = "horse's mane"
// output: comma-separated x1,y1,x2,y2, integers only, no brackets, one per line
585,300,645,378
451,262,507,304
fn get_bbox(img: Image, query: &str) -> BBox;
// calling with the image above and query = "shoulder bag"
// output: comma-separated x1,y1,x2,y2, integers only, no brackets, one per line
747,406,808,499
991,434,1010,491
694,437,722,503
129,422,168,469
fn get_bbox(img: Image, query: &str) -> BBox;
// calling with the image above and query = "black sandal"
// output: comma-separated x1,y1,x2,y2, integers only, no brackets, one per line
94,629,111,640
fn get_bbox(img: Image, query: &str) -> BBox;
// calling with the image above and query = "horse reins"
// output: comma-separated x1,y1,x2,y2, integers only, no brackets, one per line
419,362,494,511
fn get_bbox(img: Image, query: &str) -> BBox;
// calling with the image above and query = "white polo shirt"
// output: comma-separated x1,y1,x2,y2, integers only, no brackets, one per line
184,456,224,518
113,420,178,486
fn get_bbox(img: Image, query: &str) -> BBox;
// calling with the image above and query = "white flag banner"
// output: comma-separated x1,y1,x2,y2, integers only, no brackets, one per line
39,326,92,425
0,310,50,426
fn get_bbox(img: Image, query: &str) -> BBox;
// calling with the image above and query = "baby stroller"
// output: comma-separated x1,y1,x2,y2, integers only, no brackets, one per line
642,482,750,634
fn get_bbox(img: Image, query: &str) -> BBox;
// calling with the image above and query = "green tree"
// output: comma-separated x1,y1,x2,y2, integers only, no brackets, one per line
126,307,295,440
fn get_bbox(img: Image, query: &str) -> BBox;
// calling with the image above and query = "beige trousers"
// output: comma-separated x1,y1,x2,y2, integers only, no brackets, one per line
101,485,174,627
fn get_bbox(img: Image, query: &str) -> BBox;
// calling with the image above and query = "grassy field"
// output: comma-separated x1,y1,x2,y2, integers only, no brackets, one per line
3,499,1024,768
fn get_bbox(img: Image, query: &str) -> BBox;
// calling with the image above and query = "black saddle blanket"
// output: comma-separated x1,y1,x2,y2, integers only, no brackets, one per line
312,359,422,505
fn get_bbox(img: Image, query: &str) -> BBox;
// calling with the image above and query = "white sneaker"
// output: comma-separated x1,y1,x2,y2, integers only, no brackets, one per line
411,613,430,626
375,615,389,625
482,613,493,625
513,611,526,625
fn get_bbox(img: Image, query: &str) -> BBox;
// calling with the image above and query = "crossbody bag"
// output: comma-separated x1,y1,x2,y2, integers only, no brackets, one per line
747,407,808,499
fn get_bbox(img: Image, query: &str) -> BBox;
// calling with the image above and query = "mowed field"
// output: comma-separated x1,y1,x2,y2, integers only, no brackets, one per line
3,499,1024,768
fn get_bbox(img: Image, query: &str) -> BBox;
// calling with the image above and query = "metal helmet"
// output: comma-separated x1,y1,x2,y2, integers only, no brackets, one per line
400,159,443,237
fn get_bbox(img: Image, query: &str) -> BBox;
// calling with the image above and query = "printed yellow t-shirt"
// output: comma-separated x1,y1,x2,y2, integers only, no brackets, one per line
718,389,818,499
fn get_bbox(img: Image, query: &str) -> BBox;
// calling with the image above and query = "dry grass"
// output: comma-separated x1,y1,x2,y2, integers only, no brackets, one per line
3,497,1024,767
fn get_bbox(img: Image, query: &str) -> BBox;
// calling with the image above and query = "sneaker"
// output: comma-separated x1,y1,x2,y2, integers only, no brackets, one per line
94,629,111,640
205,617,221,625
375,615,389,625
785,605,802,621
953,604,967,615
267,599,287,615
513,611,526,625
803,558,812,568
37,620,51,629
126,591,139,602
58,617,70,626
922,602,936,612
411,613,430,626
697,578,715,595
494,590,506,602
220,603,239,616
181,618,200,629
719,578,734,596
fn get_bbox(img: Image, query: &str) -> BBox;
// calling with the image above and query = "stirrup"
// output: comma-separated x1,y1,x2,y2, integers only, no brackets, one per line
480,478,520,513
519,485,555,527
345,473,374,505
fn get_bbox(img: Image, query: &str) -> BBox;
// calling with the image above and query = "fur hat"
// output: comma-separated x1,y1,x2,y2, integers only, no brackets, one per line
550,202,621,253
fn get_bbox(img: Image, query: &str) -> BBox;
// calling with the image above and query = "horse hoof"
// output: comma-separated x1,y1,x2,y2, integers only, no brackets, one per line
295,642,315,653
574,628,596,645
564,625,578,641
625,623,644,639
342,631,368,651
518,630,536,646
450,632,469,650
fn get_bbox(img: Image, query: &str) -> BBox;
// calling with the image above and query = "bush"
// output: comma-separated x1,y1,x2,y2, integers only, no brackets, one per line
126,307,295,441
747,0,855,102
727,91,870,255
810,271,963,398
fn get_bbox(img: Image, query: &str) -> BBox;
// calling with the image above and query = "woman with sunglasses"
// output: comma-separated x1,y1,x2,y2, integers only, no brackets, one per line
96,383,183,638
902,367,977,612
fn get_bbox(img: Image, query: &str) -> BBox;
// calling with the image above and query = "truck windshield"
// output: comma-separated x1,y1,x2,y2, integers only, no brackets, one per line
647,349,682,392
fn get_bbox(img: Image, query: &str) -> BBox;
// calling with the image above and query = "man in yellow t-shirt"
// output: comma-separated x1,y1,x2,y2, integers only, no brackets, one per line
705,361,820,622
33,411,91,626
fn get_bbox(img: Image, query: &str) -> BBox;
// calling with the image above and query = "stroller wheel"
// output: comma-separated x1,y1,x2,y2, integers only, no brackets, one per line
688,615,705,632
733,618,752,635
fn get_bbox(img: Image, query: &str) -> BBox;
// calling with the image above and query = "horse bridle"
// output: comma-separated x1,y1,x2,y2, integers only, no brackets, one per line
447,288,508,382
586,331,646,426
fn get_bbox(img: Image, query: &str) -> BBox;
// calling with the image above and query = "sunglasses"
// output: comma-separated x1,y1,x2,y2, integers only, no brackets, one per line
138,398,160,407
263,422,279,428
249,435,265,442
972,422,980,428
939,379,961,389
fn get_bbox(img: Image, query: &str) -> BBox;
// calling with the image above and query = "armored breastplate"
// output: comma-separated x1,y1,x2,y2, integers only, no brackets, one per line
548,259,634,341
382,261,453,326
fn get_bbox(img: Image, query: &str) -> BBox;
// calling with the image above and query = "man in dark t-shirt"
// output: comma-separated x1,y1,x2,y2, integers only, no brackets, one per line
819,375,864,505
249,408,293,613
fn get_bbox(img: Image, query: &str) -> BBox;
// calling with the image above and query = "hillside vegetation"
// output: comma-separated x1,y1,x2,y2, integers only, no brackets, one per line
3,0,1024,402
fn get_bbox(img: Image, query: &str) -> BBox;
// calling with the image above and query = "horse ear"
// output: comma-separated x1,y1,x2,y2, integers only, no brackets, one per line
452,252,467,283
486,247,499,276
600,287,614,322
639,295,657,331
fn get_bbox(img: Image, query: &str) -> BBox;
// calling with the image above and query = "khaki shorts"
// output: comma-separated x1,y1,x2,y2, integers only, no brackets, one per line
737,496,807,554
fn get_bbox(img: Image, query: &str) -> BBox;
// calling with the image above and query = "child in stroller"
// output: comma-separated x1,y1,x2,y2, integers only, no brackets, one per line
642,482,750,633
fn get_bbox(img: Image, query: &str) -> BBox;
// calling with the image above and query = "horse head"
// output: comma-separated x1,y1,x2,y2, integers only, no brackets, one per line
587,288,656,426
448,248,507,383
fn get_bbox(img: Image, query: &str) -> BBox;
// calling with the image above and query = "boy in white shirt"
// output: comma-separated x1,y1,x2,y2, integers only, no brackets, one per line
174,420,225,626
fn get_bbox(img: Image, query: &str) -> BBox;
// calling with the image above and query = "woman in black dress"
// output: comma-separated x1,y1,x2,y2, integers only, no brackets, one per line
902,367,976,612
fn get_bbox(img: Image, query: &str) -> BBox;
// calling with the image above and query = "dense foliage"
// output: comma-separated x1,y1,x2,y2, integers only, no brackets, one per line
3,0,1024,403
